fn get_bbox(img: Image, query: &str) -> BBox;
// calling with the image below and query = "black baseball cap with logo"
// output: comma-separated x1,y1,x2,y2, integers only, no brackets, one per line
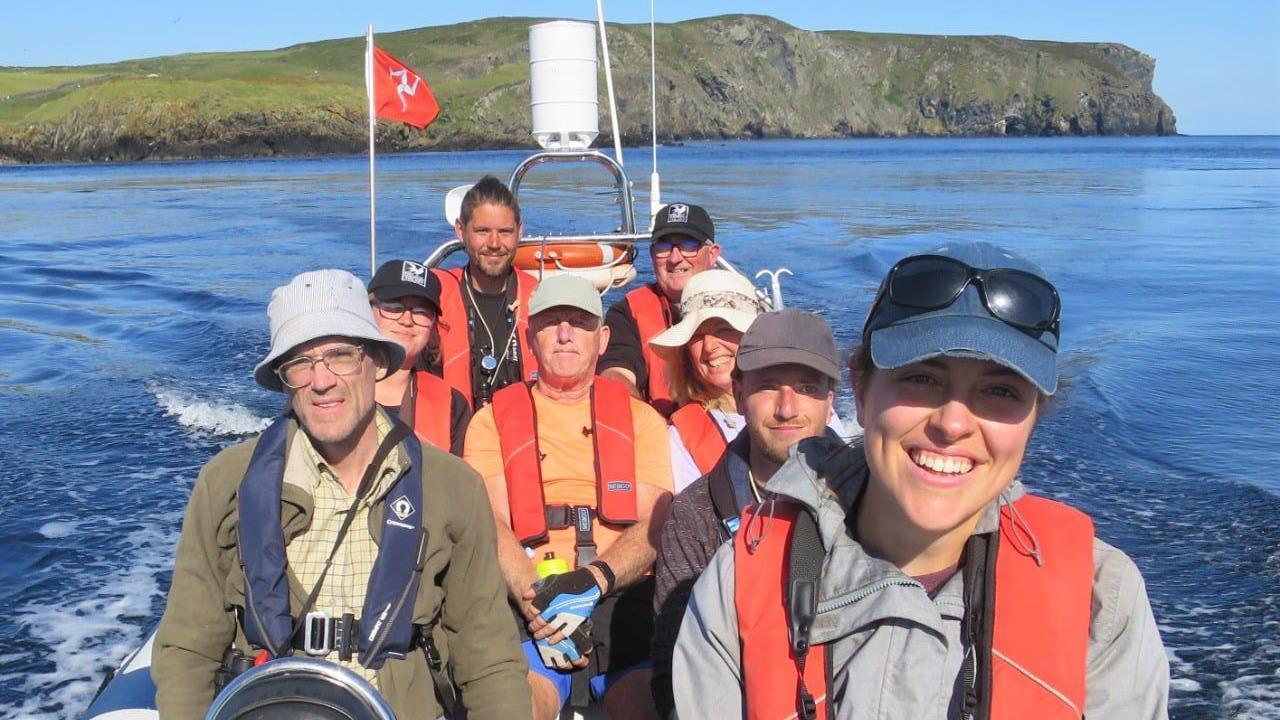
367,259,442,315
652,202,715,244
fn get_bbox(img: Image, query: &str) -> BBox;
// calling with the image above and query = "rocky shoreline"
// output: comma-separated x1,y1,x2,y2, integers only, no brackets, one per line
0,15,1177,164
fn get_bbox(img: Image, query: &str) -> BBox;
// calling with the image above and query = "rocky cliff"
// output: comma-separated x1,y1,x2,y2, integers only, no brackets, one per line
0,15,1176,163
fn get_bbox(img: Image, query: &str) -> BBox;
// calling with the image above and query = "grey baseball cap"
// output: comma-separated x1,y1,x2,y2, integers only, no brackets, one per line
528,273,604,318
253,269,406,392
736,308,840,381
863,242,1059,394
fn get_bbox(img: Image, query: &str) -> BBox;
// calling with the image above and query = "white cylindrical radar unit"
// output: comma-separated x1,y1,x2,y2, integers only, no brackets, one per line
529,20,599,152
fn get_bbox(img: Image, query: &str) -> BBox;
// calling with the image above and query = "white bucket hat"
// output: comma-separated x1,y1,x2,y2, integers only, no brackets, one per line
253,269,407,392
649,270,763,360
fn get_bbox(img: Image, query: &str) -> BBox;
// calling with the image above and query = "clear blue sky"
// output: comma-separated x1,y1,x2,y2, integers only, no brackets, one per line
3,1,1276,135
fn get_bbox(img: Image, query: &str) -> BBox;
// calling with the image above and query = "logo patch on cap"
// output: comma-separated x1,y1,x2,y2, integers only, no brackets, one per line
666,204,689,224
400,261,427,286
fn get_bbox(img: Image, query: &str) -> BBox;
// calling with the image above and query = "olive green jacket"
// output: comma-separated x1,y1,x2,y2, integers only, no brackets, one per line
152,416,530,719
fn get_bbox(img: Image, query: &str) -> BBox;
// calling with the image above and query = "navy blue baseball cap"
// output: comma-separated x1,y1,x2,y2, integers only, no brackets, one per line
862,242,1060,395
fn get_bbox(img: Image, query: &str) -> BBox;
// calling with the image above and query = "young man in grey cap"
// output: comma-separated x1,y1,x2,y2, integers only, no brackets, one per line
650,307,842,719
600,202,721,416
464,274,674,720
152,269,529,720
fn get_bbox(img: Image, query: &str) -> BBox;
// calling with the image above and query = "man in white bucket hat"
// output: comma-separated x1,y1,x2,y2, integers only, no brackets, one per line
154,269,529,719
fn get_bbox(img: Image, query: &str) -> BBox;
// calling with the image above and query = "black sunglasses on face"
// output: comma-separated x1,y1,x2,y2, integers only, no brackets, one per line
651,237,706,258
884,255,1060,338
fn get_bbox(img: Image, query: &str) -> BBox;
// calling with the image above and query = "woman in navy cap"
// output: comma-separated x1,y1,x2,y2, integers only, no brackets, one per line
672,242,1169,720
368,259,471,455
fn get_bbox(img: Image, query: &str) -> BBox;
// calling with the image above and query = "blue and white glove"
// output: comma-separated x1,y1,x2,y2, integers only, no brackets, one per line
534,620,593,670
531,568,602,669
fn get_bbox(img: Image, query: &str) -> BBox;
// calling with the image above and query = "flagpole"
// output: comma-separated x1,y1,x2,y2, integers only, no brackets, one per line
366,25,377,277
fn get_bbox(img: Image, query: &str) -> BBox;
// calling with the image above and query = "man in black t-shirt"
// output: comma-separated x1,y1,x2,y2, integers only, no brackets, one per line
599,202,721,416
433,176,540,408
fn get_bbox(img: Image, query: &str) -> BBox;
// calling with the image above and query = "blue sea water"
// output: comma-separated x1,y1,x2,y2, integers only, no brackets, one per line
0,136,1277,718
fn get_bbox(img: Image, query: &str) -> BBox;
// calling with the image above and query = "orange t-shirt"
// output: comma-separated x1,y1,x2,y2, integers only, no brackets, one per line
465,385,673,566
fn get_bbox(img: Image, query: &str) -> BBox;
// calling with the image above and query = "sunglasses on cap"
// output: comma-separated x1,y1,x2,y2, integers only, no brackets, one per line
651,237,708,258
878,254,1060,338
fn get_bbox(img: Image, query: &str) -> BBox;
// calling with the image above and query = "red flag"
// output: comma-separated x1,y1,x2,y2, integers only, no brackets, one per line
370,47,439,129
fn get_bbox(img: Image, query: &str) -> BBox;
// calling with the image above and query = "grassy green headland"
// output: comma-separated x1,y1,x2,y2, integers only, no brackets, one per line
0,15,1176,163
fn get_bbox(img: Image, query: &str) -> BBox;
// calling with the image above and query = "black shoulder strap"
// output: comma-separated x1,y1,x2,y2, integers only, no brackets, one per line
960,531,998,720
787,507,824,720
415,623,460,719
708,464,739,525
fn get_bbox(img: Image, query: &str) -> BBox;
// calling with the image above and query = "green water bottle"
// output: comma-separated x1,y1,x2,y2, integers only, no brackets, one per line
536,551,569,579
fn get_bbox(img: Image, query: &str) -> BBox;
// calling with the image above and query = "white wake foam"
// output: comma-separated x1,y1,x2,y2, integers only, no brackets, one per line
11,520,176,719
37,521,78,539
150,384,270,436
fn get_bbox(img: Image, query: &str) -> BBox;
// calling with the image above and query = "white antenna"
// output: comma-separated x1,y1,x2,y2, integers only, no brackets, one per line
648,0,661,227
595,0,624,166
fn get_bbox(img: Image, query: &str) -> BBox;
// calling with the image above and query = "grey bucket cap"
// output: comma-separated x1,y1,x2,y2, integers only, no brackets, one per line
254,269,406,392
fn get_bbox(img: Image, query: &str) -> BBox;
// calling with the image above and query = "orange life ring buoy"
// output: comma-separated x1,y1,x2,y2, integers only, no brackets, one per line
513,242,634,271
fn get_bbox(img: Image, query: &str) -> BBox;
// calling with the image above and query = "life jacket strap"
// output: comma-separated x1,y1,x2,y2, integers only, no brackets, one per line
573,505,597,567
540,503,599,567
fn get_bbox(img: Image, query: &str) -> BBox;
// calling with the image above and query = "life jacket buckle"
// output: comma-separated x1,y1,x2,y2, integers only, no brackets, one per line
303,610,334,656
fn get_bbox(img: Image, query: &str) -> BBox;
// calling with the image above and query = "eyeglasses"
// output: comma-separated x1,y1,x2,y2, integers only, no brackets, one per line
374,301,436,327
275,344,367,389
882,255,1060,338
651,237,706,259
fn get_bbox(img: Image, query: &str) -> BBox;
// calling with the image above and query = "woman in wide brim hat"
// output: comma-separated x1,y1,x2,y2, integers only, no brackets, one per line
672,242,1169,719
649,269,763,492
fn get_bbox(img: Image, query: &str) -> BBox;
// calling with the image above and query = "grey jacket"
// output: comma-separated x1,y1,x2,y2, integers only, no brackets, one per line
672,437,1169,720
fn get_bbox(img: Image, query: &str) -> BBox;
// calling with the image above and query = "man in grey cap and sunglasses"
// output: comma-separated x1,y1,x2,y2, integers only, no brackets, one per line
153,269,529,719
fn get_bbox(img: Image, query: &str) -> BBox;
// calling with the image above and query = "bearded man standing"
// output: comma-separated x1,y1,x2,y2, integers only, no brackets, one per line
434,175,540,408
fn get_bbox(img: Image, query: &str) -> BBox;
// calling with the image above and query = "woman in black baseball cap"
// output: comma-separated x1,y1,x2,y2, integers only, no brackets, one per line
368,259,471,455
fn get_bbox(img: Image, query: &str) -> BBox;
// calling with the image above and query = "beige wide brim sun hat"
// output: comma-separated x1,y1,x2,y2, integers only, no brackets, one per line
253,269,407,393
649,269,763,361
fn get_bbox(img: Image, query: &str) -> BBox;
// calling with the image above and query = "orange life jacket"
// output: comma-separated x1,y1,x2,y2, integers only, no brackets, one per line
735,495,1093,720
489,377,639,548
670,404,729,475
411,369,453,452
432,267,539,408
624,284,675,417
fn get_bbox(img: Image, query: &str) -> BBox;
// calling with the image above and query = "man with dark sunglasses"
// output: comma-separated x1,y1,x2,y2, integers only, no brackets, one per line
600,202,721,417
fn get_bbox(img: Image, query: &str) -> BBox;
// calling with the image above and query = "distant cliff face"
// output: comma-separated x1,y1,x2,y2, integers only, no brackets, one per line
0,15,1175,163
